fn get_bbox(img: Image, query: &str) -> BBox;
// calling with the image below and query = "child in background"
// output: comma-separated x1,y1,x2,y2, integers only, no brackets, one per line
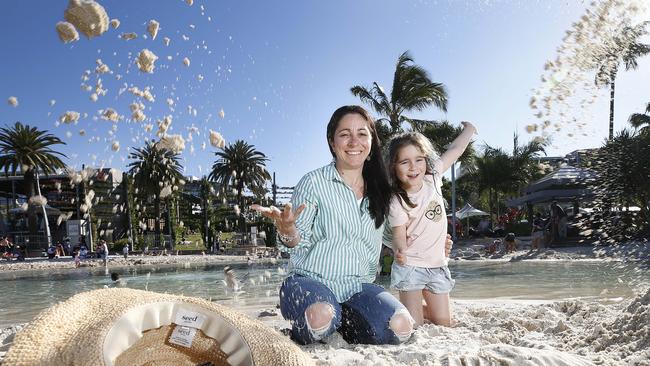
384,122,476,327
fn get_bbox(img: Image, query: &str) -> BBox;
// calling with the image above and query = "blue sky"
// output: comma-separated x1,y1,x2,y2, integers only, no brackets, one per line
1,0,649,188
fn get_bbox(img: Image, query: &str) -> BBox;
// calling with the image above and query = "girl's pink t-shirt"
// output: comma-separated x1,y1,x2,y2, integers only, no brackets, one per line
387,160,447,268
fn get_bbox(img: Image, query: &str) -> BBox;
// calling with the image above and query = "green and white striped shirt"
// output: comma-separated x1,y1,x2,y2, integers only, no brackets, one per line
280,163,383,302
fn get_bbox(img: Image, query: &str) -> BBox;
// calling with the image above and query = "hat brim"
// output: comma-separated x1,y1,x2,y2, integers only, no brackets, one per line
5,288,312,366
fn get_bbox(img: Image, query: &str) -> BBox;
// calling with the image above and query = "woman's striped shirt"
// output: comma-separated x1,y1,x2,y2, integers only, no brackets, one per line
279,163,383,302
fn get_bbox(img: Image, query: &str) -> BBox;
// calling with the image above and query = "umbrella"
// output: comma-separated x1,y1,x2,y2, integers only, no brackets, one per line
455,203,489,220
450,203,489,237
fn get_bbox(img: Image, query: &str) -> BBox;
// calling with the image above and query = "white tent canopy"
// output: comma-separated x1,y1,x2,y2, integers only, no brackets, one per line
455,203,489,220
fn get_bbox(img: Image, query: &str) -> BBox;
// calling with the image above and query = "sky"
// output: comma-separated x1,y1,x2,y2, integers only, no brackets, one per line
1,0,649,189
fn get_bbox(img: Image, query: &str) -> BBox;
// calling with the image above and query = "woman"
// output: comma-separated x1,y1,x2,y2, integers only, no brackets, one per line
252,105,415,345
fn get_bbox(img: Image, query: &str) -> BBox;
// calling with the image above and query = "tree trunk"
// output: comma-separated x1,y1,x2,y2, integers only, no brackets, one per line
237,178,246,235
167,199,176,248
24,170,38,249
609,80,616,140
123,173,135,251
154,197,161,248
202,182,211,250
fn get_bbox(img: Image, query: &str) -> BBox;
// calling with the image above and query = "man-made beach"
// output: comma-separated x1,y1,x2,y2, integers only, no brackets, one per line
1,241,648,365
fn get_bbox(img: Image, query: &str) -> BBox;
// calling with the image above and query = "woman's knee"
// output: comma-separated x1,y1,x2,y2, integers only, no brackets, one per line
305,302,336,338
388,309,414,342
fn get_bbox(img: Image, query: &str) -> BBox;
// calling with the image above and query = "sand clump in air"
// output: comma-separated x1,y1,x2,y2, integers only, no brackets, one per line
111,141,120,152
156,115,172,137
63,0,109,39
110,18,120,29
163,37,170,46
59,111,80,124
95,59,110,74
147,19,160,40
130,102,146,122
157,134,186,154
209,130,225,148
55,21,79,43
135,49,158,73
101,108,121,122
120,32,137,41
183,57,190,67
7,97,18,107
127,86,155,103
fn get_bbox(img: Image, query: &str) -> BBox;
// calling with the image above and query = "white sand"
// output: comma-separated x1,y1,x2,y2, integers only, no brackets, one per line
245,289,649,365
1,246,648,365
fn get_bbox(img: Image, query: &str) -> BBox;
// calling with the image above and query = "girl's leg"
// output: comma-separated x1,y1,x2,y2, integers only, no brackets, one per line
399,290,425,326
422,291,452,327
279,275,342,345
339,283,413,344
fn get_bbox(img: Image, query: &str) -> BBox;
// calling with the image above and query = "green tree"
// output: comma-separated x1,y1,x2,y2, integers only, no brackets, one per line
351,51,448,139
0,122,67,246
468,147,513,218
464,134,546,219
510,133,548,193
209,140,271,233
628,101,650,134
127,140,184,247
595,22,650,140
587,130,650,241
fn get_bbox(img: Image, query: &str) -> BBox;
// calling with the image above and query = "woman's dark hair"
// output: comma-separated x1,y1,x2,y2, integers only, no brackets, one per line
326,105,391,228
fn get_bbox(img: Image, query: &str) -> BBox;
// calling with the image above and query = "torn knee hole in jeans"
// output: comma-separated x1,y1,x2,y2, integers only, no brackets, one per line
305,302,335,340
389,309,414,341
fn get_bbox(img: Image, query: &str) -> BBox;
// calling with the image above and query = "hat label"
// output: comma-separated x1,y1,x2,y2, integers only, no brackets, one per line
169,326,197,348
174,309,207,328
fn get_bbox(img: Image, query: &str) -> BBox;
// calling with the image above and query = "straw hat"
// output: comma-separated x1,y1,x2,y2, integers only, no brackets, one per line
4,288,313,366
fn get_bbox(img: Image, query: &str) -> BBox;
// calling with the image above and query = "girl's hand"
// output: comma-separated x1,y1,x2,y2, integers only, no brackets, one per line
460,121,477,135
394,248,407,265
445,234,453,257
251,202,306,234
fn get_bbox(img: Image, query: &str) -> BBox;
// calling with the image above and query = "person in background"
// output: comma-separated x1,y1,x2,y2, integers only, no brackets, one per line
0,236,12,254
101,240,109,266
549,202,567,243
122,244,129,259
379,246,394,276
531,212,546,250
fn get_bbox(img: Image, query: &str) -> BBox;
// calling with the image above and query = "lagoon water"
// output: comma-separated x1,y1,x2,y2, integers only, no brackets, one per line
0,260,647,328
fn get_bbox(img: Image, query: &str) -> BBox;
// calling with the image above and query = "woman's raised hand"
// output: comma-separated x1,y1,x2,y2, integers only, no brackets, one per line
250,202,306,233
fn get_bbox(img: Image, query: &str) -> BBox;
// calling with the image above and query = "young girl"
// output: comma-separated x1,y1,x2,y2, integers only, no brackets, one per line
384,122,476,327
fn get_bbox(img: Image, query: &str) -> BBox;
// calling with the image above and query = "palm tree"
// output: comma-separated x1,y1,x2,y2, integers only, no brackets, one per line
465,135,547,219
351,51,448,139
629,102,650,134
469,147,513,219
510,133,548,192
209,140,271,233
127,140,184,247
595,22,650,140
0,122,67,247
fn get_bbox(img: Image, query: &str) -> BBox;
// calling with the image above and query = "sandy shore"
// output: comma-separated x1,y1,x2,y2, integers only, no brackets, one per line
1,240,648,273
1,242,649,365
0,253,278,273
3,288,648,365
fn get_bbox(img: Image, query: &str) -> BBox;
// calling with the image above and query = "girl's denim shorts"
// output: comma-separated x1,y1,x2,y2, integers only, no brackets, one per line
391,263,455,294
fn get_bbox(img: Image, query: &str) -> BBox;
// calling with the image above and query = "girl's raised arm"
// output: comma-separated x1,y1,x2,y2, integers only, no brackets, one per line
439,121,477,173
